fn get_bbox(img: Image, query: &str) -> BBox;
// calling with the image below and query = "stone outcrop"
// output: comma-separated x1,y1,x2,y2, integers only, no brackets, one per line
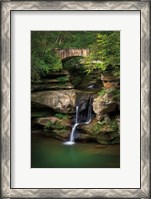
31,69,120,144
101,74,120,89
33,116,119,144
31,90,76,113
93,92,118,120
36,116,71,128
79,118,119,144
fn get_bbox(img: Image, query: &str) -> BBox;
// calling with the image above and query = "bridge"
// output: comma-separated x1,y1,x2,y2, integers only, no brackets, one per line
55,48,90,62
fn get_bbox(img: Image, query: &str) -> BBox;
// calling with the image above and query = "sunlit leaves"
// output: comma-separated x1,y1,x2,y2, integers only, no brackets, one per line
31,31,120,80
83,32,120,75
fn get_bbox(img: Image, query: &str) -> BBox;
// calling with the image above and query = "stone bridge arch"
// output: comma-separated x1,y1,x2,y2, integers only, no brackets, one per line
55,48,90,62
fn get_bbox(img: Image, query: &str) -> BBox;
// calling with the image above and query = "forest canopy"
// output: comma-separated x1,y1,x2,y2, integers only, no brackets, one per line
31,31,120,81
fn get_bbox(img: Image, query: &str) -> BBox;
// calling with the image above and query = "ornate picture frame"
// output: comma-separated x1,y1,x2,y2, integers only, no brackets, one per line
1,1,150,198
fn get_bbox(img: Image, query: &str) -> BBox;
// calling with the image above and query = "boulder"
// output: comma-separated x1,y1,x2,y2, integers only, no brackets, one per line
80,118,117,134
31,90,76,113
96,132,119,144
35,116,72,141
93,92,117,120
52,129,71,140
78,118,120,144
36,116,71,128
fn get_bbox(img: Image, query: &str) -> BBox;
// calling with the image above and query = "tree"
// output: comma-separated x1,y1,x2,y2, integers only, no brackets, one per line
82,31,120,76
31,32,63,81
31,31,99,80
31,31,120,81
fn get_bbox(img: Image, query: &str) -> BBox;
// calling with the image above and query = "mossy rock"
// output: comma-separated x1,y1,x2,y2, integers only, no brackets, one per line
53,129,71,139
96,131,120,144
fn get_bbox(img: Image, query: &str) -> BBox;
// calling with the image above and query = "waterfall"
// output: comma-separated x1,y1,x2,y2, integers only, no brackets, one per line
69,106,79,143
84,96,93,124
64,96,93,145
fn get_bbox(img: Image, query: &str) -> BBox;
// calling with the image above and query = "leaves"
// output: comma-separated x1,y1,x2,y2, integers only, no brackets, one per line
31,31,100,80
82,32,120,74
31,31,120,80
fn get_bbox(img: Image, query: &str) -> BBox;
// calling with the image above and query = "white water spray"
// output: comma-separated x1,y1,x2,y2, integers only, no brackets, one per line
64,106,79,145
64,96,93,145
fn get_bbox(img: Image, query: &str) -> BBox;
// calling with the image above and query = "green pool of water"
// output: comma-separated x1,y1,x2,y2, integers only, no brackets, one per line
31,133,120,168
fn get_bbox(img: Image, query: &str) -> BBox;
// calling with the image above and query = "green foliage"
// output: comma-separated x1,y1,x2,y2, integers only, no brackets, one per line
93,121,106,134
55,113,68,120
83,32,120,75
64,57,84,71
31,32,62,81
97,32,120,68
53,31,99,48
44,120,67,130
31,49,62,81
56,76,69,83
98,88,120,100
63,57,85,86
44,121,54,129
31,31,100,80
109,121,118,131
31,31,120,80
107,88,120,100
55,121,67,130
98,88,106,96
93,120,119,134
71,76,82,87
112,70,120,77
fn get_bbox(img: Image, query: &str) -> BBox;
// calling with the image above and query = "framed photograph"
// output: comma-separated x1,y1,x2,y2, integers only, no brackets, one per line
1,0,150,198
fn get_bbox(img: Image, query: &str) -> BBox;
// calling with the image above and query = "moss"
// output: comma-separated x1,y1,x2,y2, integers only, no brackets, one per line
55,113,68,119
53,129,70,135
44,120,67,130
92,121,106,134
98,87,119,100
107,88,120,100
92,120,119,134
44,121,54,129
109,121,118,131
55,121,67,130
98,88,106,96
96,131,120,144
56,76,69,83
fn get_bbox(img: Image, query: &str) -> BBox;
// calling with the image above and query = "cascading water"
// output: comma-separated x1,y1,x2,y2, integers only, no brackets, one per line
67,106,79,144
64,95,93,145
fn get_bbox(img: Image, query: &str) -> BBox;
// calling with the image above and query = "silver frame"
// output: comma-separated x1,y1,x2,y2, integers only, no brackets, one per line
1,1,150,198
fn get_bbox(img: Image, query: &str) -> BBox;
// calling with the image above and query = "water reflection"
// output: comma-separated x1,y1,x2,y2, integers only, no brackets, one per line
31,133,120,168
